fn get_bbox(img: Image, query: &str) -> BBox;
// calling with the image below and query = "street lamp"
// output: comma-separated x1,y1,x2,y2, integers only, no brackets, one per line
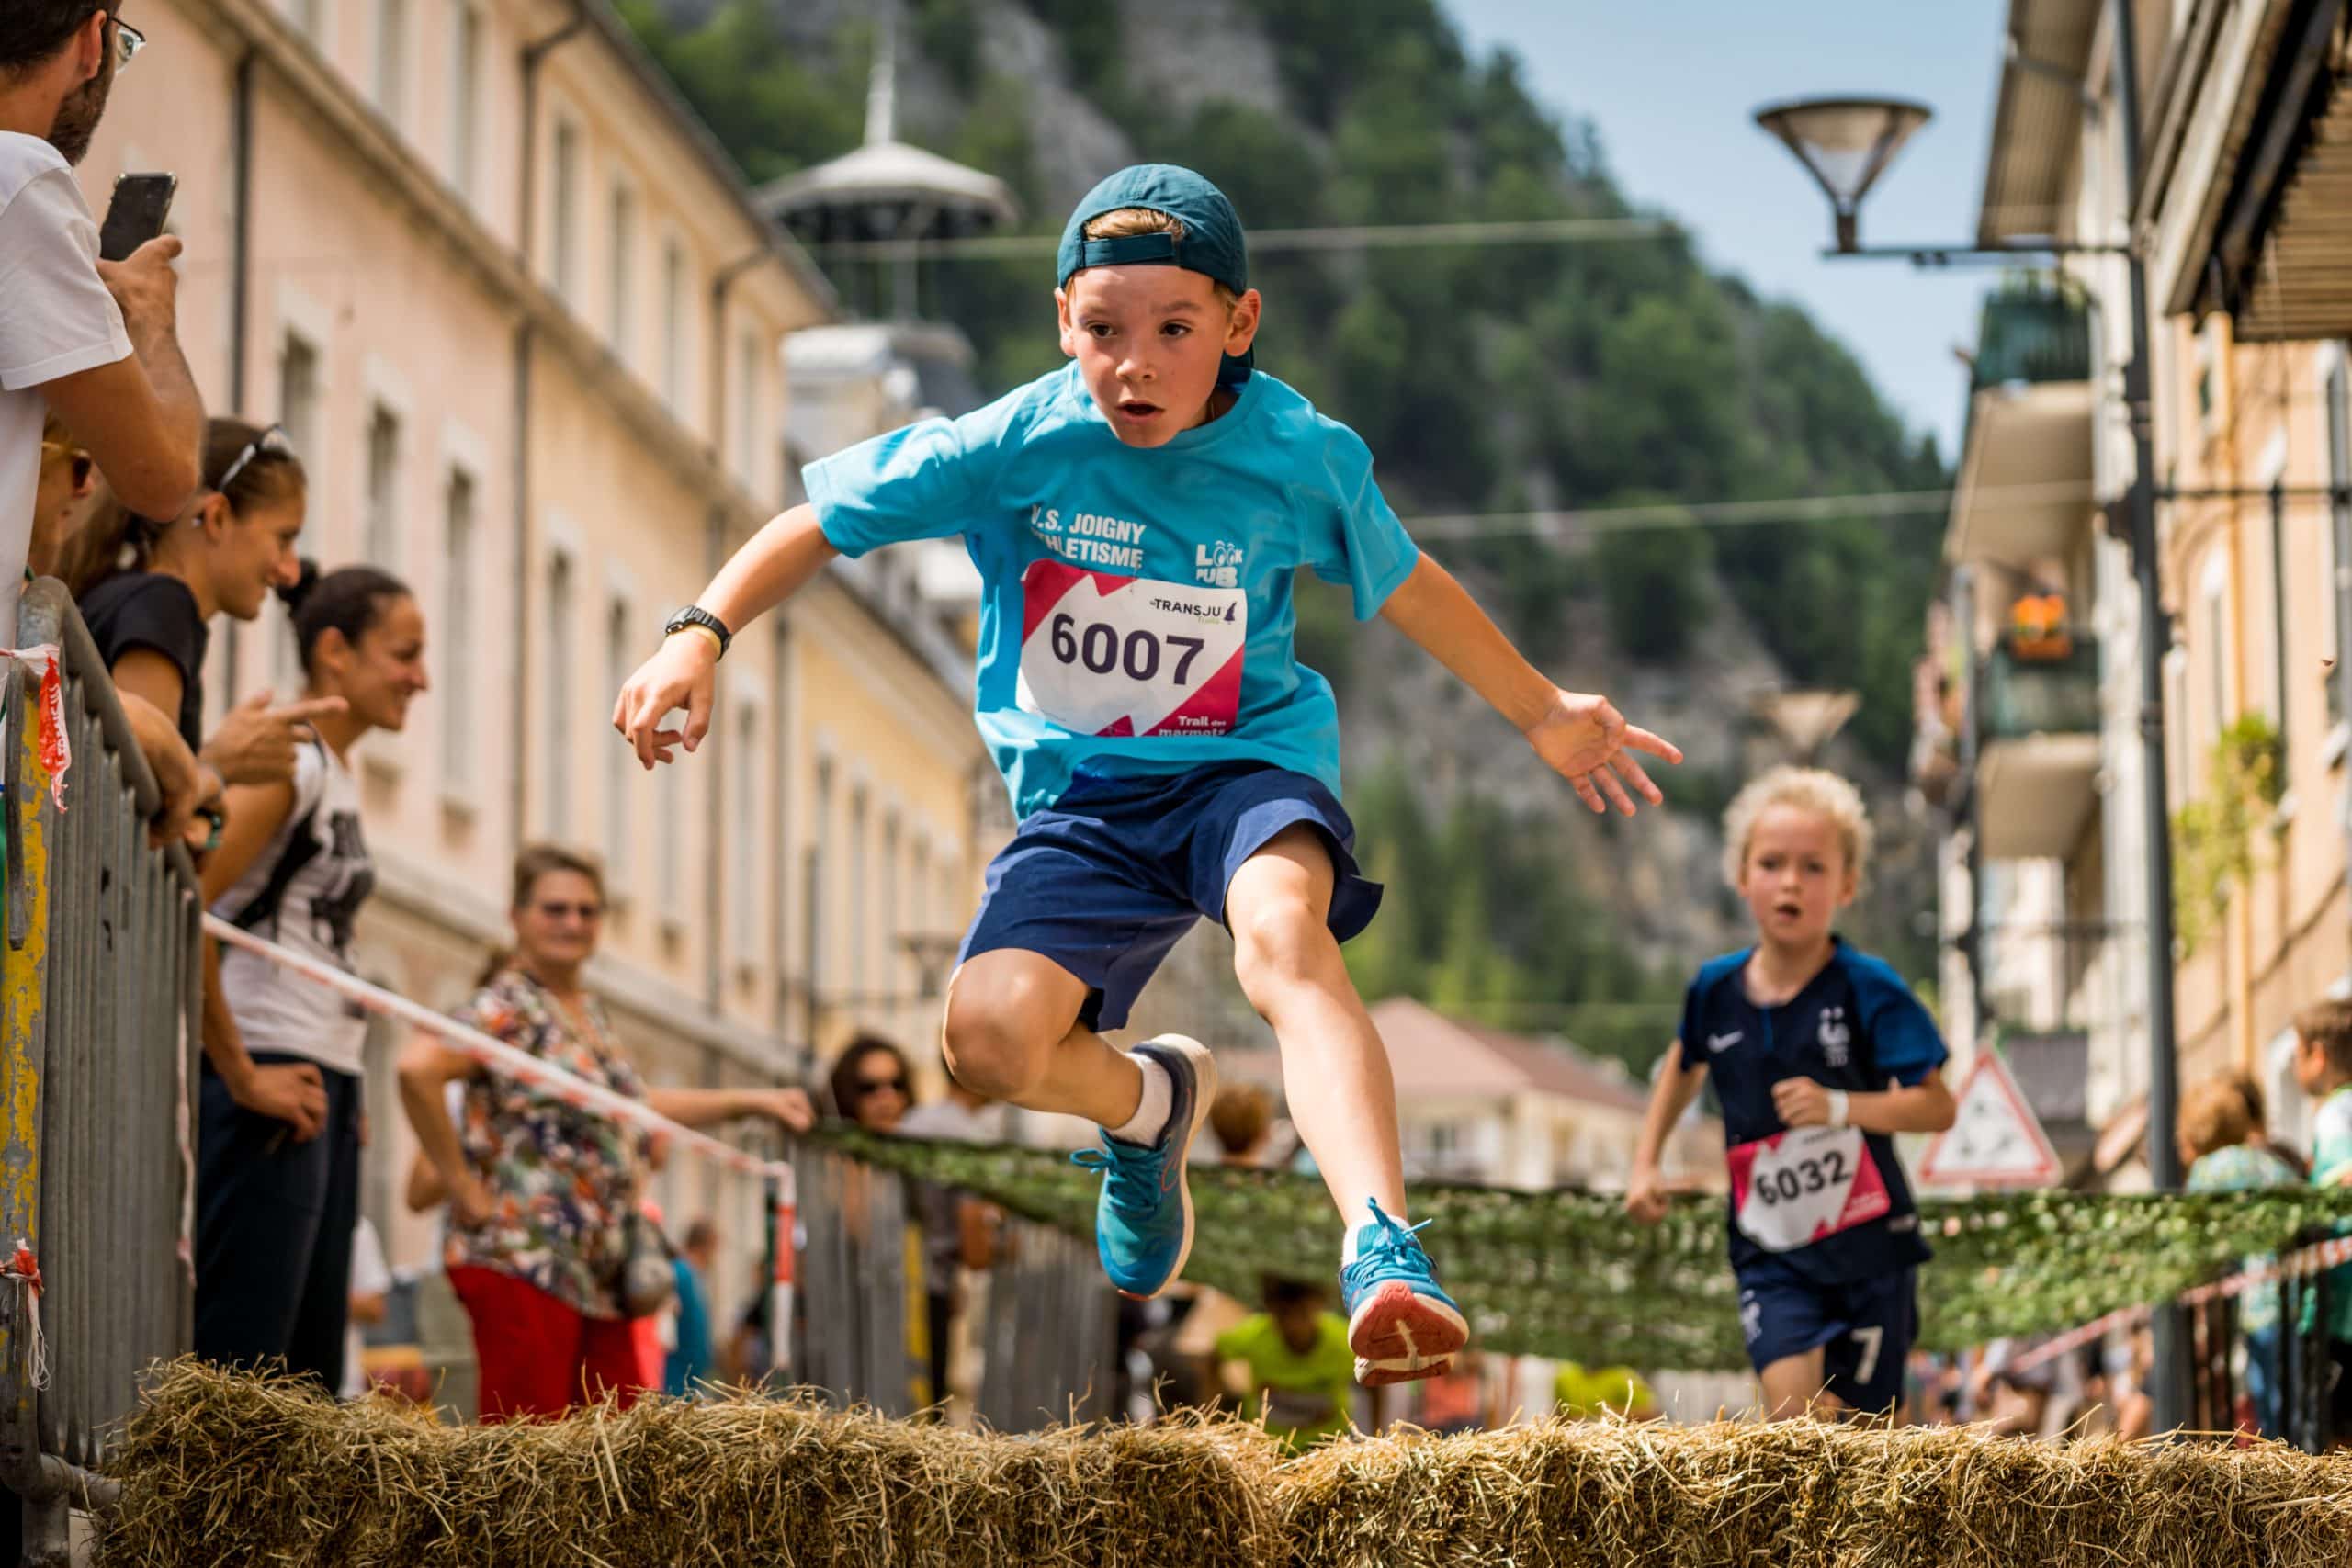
1753,96,1932,254
1753,0,2188,1438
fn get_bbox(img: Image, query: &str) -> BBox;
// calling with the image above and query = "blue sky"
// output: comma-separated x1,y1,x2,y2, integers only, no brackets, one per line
1441,0,2011,463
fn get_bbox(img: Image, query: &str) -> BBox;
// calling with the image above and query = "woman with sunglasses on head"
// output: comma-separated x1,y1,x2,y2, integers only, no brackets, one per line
398,846,816,1420
193,562,427,1393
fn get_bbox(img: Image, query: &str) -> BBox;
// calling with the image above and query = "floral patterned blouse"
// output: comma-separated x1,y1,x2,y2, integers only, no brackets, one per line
443,968,649,1319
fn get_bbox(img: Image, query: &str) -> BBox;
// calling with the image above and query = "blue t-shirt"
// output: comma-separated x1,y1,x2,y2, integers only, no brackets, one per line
805,364,1420,818
1679,939,1948,1283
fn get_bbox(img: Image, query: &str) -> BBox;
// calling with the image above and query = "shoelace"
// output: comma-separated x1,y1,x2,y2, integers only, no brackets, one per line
1341,1198,1438,1292
1071,1141,1160,1224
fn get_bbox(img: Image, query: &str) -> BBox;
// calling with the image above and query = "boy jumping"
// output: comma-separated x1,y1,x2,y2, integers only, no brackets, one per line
614,165,1679,1385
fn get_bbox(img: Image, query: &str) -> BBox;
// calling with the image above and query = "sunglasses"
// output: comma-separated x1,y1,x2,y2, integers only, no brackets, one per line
532,900,604,920
854,1075,909,1099
214,423,293,494
40,440,93,489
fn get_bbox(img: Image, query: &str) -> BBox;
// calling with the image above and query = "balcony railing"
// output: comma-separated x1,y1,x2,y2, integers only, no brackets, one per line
1971,286,2095,390
1978,634,2101,742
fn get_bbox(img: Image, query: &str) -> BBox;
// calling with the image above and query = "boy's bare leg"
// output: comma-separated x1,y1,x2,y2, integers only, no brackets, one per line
1225,824,1407,1232
942,949,1144,1128
1758,1352,1840,1423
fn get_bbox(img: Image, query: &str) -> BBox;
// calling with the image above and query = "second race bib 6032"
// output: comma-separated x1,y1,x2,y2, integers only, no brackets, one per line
1014,559,1246,738
1726,1125,1890,1253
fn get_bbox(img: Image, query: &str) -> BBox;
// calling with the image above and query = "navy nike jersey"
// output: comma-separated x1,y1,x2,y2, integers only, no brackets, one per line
1679,939,1947,1283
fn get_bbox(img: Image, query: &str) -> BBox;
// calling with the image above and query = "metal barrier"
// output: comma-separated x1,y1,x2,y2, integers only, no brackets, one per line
0,581,202,1546
791,1141,1116,1428
2184,1226,2337,1452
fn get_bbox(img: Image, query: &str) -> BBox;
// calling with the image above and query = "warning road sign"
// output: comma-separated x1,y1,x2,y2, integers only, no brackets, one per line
1917,1050,2064,1189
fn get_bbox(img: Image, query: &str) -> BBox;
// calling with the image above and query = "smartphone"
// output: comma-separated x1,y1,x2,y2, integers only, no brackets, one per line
98,172,176,263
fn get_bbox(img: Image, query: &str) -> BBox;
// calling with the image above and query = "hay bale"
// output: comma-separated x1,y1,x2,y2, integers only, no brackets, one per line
96,1364,2352,1568
98,1362,1283,1567
1278,1416,2352,1568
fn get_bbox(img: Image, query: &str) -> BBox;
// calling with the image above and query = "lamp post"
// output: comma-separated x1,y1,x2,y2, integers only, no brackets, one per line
1754,0,2187,1437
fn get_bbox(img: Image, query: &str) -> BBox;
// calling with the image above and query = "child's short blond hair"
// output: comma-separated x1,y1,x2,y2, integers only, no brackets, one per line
1720,766,1873,890
2178,1076,2257,1161
1078,208,1240,309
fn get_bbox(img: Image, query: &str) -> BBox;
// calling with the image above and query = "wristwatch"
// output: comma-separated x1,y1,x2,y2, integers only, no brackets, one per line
662,605,732,660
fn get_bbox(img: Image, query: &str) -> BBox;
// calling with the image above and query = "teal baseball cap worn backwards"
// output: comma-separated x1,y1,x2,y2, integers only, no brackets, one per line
1057,164,1253,387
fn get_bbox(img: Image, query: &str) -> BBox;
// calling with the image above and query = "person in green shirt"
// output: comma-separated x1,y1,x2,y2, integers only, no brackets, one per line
1553,1361,1659,1422
2292,999,2352,1446
1216,1277,1357,1450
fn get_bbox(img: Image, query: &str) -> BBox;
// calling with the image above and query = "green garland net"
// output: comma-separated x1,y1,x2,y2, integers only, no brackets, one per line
811,1128,2352,1373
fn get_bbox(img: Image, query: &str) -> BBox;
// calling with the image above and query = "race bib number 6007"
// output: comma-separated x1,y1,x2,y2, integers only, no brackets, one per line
1014,560,1246,738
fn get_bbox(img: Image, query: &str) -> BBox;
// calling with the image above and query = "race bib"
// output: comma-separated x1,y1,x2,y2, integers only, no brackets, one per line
1726,1125,1890,1253
1014,560,1245,738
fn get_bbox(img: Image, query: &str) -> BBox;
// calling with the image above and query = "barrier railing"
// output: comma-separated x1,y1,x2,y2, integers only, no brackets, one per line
0,581,203,1540
791,1141,1118,1427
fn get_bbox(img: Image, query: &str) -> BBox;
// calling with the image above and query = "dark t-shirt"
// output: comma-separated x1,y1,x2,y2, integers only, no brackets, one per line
79,571,209,750
1680,939,1949,1284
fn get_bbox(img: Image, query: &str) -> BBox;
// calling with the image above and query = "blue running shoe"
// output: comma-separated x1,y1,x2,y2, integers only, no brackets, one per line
1069,1035,1217,1300
1340,1199,1468,1385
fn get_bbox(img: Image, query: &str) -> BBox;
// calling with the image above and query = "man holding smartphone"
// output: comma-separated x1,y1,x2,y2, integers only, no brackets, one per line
2,1,210,841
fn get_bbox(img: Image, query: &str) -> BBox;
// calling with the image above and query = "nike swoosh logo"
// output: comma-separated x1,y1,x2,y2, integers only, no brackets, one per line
1706,1032,1743,1053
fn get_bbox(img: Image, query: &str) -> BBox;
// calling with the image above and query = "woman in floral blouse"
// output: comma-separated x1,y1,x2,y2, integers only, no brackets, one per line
398,845,814,1421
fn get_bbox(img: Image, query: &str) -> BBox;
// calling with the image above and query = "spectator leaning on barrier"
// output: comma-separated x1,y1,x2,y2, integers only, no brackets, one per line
2179,1074,2301,1439
30,409,89,578
663,1218,718,1397
398,846,813,1421
195,566,424,1393
3,1,211,839
899,1058,1009,1417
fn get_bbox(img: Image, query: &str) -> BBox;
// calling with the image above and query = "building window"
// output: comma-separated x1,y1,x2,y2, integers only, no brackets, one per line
607,182,636,360
736,327,762,490
441,471,475,792
272,332,322,691
371,0,407,120
2328,357,2352,730
658,765,685,926
910,838,930,945
809,760,833,993
364,403,401,570
662,240,688,415
848,787,869,1002
550,119,581,301
731,707,758,962
604,600,631,888
879,813,900,1006
545,554,574,839
448,4,481,198
2271,489,2290,750
2201,547,2230,779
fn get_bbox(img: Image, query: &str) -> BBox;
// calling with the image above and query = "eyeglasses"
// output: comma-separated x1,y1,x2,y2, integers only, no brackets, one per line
213,423,292,494
40,440,93,489
107,13,145,71
854,1075,909,1099
532,900,604,920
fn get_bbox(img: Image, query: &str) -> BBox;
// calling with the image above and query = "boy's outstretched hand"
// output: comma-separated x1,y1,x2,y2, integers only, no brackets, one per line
612,632,719,769
1523,692,1682,815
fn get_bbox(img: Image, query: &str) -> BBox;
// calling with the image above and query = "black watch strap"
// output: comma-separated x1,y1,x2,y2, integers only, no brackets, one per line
663,605,732,660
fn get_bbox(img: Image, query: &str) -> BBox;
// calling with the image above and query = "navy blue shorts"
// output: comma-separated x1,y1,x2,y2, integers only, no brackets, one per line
956,761,1382,1032
1736,1257,1916,1414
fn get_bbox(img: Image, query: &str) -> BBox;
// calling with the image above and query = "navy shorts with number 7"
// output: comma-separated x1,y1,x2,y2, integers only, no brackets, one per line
955,761,1382,1032
1736,1256,1916,1414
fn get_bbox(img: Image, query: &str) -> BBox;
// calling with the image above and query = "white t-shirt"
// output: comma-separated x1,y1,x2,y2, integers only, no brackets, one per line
0,131,130,629
211,739,376,1076
899,1096,1010,1145
342,1215,391,1399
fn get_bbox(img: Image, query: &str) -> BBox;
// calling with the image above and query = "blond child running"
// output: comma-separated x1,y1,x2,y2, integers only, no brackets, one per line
616,165,1677,1385
1625,767,1954,1419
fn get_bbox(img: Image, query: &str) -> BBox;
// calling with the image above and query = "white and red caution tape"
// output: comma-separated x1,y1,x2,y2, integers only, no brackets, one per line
202,915,795,1191
4,645,71,810
2004,1232,2352,1375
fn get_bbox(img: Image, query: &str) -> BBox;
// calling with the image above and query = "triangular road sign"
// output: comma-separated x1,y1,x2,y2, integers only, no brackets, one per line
1917,1050,2064,1189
